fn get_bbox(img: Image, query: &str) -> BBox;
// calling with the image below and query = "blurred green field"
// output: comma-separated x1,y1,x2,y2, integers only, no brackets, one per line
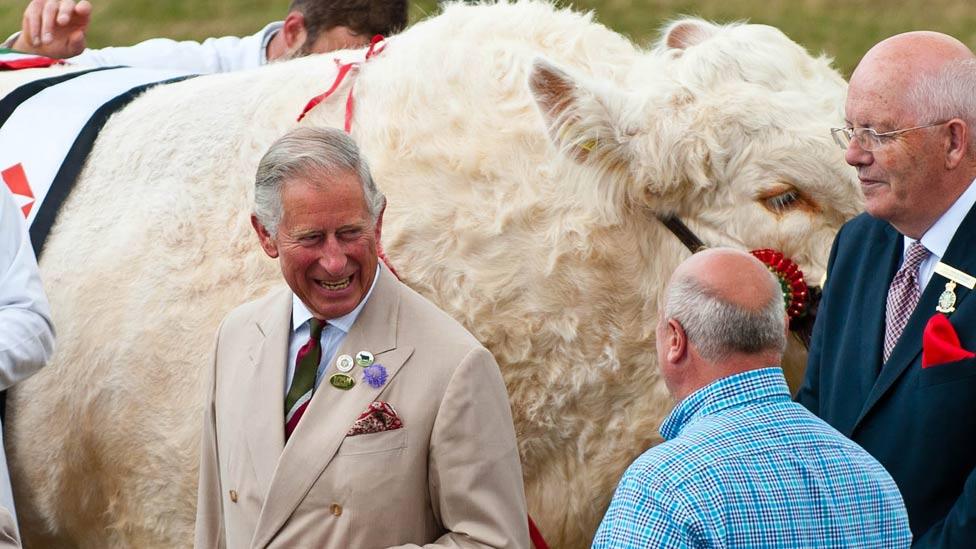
1,0,975,76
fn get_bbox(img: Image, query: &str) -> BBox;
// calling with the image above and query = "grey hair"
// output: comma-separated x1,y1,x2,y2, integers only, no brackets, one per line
253,127,385,236
908,58,976,149
664,273,786,363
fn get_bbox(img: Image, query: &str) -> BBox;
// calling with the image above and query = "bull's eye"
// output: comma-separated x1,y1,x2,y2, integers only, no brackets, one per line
765,189,800,213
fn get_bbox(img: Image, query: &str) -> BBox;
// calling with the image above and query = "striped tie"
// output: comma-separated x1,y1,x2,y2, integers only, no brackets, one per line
285,318,325,440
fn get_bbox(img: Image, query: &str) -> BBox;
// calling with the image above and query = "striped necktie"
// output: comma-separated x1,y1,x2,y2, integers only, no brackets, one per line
285,318,325,440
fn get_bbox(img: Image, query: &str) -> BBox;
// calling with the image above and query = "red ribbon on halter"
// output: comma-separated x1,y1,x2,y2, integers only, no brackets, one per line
296,34,387,130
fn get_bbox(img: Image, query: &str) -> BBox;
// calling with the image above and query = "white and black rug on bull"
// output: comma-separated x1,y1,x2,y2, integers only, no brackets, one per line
0,51,195,255
0,52,194,427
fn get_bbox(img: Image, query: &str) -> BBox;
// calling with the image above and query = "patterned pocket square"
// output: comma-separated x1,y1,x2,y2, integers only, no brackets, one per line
923,313,975,368
346,401,404,436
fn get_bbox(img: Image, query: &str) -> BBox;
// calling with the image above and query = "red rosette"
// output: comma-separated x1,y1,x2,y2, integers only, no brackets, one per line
750,248,810,321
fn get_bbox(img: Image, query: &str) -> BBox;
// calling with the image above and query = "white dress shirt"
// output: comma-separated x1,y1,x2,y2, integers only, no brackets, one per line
286,264,382,393
67,22,282,74
0,184,55,529
904,177,976,289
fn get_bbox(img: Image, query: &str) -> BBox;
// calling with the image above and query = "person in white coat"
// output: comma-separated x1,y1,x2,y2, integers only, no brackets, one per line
0,185,55,547
5,0,407,73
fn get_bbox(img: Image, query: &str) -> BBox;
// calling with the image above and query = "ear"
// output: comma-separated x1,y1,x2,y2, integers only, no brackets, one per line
281,11,309,52
660,18,720,50
528,58,633,165
665,318,688,364
251,214,279,259
373,200,386,242
945,118,968,170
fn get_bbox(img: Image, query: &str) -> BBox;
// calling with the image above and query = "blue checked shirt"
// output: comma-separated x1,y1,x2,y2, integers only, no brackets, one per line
593,368,911,548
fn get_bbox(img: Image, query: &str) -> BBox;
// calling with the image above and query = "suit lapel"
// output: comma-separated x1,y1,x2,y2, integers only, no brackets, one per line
251,270,415,548
242,288,291,495
851,223,902,408
855,205,976,429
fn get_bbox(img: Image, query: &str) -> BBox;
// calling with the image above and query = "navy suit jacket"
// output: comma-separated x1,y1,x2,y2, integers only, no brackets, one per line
797,207,976,547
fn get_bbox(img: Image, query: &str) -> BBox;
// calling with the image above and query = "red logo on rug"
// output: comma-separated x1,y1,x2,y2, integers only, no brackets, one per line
2,163,34,217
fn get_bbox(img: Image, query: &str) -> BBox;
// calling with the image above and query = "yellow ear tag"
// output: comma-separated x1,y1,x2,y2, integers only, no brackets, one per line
579,138,598,152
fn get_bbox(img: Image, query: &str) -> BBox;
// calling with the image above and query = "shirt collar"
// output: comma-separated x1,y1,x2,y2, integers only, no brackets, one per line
291,263,382,335
659,367,790,440
908,176,976,259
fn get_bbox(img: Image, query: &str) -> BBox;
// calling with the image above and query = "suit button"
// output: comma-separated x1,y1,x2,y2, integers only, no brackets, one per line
229,490,238,503
330,503,342,517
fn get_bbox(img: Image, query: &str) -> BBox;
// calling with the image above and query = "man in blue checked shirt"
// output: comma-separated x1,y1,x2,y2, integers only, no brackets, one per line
593,248,911,548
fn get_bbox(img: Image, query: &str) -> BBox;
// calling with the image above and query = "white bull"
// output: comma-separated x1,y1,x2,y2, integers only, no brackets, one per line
1,2,860,547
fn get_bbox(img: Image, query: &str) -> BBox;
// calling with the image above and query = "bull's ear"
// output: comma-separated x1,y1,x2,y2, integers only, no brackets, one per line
528,58,628,165
660,18,719,50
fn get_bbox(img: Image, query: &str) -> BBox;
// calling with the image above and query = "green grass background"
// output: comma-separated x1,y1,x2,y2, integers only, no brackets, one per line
1,1,975,76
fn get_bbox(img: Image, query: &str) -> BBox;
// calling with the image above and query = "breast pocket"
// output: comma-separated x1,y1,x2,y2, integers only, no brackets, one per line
336,428,408,456
918,357,976,388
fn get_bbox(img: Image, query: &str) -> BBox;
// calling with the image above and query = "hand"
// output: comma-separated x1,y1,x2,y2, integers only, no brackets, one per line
12,0,93,58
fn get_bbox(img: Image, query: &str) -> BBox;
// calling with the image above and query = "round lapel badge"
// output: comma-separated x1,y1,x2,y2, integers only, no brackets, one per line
355,351,374,368
329,373,355,390
335,354,355,373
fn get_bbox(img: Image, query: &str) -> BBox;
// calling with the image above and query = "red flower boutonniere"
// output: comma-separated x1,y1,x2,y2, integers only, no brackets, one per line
922,313,975,368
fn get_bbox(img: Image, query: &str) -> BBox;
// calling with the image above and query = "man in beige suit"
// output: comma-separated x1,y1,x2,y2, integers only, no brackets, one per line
194,127,529,548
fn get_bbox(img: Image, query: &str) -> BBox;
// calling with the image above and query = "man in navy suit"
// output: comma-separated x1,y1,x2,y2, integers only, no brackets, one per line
797,32,976,547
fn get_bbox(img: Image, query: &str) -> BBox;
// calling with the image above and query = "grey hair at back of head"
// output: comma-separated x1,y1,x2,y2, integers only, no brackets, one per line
909,58,976,149
664,274,786,363
254,127,385,236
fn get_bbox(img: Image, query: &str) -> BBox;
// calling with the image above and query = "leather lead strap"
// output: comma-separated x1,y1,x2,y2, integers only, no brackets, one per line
654,213,707,254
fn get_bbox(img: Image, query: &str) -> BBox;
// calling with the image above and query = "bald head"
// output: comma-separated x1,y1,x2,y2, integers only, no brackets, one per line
656,248,788,402
856,32,973,83
671,248,780,313
854,33,972,114
662,248,787,364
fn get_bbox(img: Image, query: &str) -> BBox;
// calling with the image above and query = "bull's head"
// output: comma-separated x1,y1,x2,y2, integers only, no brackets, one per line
527,17,861,344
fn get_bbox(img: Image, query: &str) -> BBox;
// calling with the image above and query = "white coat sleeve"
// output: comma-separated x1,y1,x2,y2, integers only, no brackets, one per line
0,186,54,391
66,22,281,74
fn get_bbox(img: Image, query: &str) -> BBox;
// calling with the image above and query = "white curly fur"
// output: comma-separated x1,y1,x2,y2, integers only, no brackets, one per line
0,2,860,547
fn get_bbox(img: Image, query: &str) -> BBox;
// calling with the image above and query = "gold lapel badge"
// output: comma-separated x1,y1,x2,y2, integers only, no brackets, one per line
933,262,974,315
935,261,976,314
329,373,355,390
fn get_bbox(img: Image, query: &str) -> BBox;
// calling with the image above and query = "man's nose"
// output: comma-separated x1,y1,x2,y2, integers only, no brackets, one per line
319,238,347,274
844,137,872,167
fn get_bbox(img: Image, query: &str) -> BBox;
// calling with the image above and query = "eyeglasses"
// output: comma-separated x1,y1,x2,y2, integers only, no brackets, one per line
830,121,948,151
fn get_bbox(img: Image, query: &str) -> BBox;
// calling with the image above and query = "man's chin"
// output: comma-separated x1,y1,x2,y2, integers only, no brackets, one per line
863,198,901,225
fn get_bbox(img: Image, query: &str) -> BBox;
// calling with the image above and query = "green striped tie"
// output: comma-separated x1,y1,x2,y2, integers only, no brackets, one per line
285,318,325,439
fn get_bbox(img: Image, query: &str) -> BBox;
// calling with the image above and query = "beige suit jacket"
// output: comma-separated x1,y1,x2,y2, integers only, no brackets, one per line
195,269,529,548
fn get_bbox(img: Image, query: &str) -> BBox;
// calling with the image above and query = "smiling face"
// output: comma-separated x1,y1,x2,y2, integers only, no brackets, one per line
844,59,950,238
253,170,381,320
842,31,976,239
